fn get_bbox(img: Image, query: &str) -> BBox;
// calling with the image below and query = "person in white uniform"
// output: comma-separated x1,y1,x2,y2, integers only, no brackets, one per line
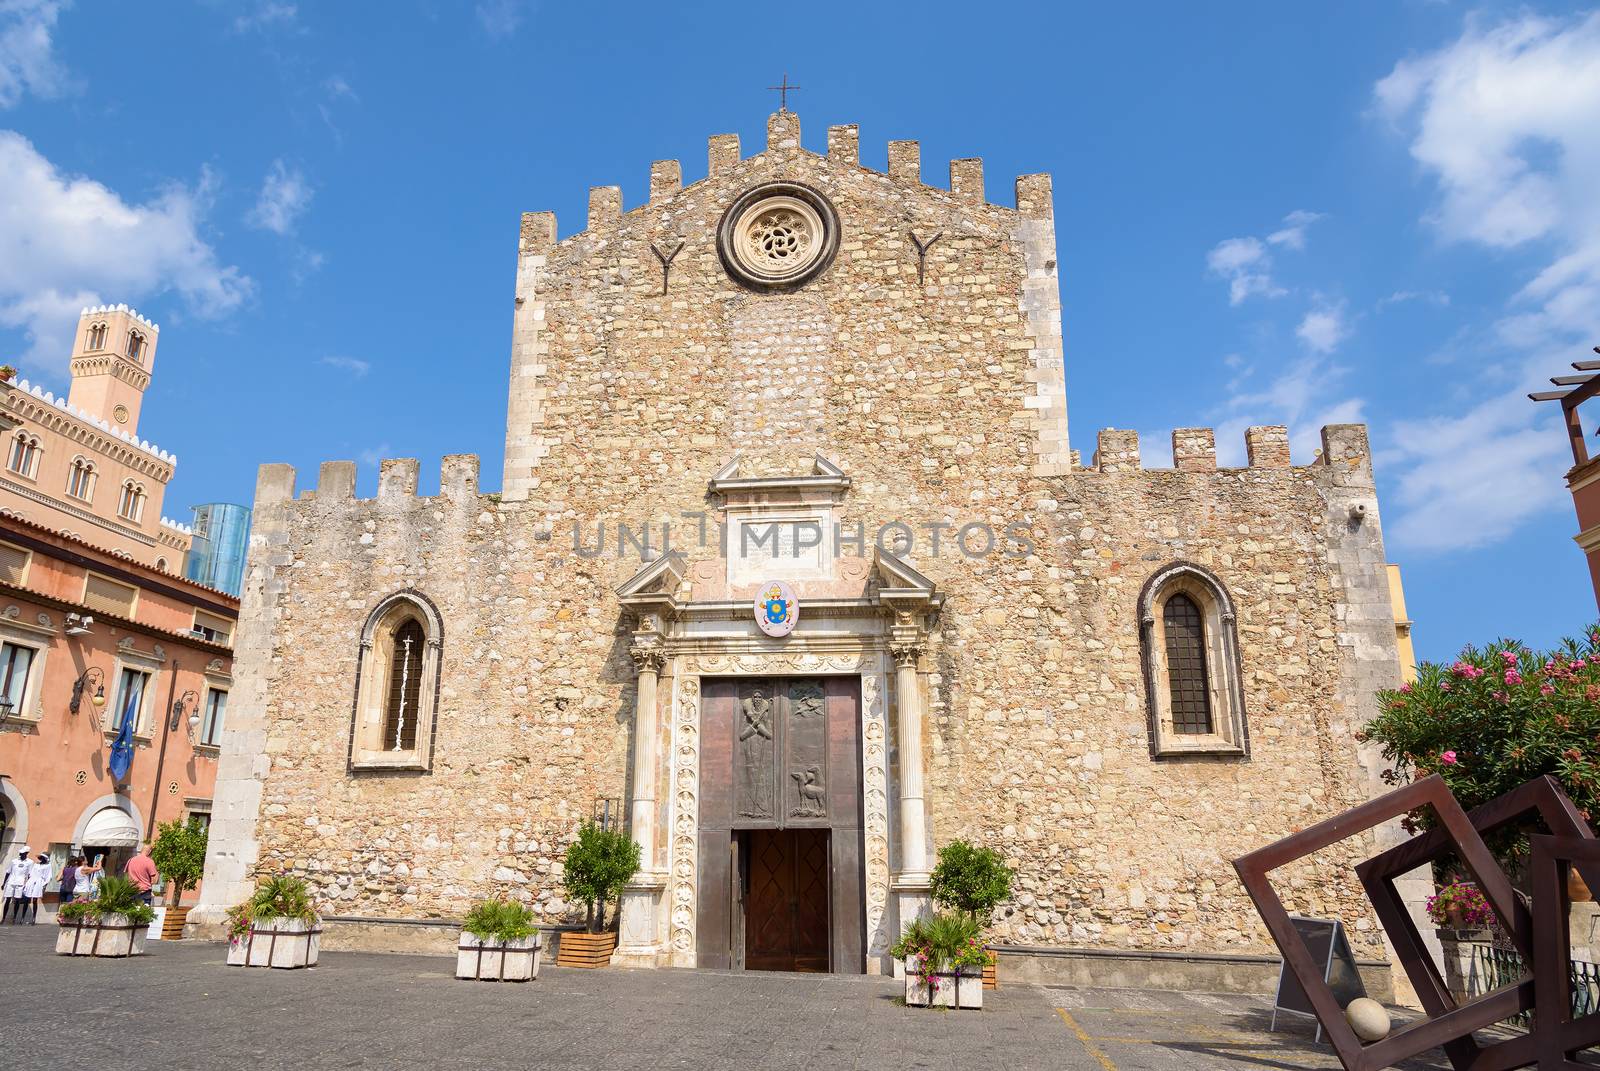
21,852,52,923
1,847,30,922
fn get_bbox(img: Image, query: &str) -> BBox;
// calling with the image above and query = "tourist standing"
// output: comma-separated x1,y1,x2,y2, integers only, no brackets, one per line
21,853,50,923
58,856,80,906
124,844,157,906
77,855,104,900
1,848,28,921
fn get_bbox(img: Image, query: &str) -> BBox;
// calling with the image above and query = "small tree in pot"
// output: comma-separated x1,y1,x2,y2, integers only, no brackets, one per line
929,840,1014,992
556,821,640,967
150,817,207,938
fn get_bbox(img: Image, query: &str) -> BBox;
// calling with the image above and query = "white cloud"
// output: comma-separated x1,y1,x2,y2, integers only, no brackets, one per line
1267,209,1324,251
1296,301,1350,354
1206,211,1319,304
358,442,390,469
0,0,72,108
1206,236,1285,305
0,131,251,367
1374,12,1600,552
475,0,526,37
1211,354,1367,466
246,159,312,236
1377,289,1451,310
232,1,296,33
320,355,368,377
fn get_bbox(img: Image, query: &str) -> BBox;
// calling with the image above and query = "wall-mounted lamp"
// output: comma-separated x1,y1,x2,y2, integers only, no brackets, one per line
69,667,106,720
170,690,199,737
0,694,13,721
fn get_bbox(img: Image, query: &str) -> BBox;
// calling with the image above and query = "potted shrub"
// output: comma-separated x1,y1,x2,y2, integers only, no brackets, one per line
56,876,155,958
1428,881,1494,931
149,816,207,940
556,820,640,968
0,364,15,383
457,898,541,982
892,913,985,1009
225,873,321,969
929,839,1014,990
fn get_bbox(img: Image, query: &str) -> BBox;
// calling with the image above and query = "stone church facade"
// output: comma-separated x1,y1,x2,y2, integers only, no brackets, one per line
194,111,1403,981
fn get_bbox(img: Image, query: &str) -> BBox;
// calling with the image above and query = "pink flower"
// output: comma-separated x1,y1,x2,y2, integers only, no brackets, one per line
1501,650,1519,664
1540,683,1555,696
1400,682,1413,694
1493,691,1508,702
1440,681,1452,691
1574,660,1587,670
1505,669,1523,686
1441,750,1458,766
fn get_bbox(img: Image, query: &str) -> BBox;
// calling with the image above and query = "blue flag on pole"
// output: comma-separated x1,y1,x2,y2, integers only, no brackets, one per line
108,687,137,782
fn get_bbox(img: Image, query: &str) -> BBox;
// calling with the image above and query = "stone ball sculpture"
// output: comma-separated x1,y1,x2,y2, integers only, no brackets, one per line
1344,997,1391,1041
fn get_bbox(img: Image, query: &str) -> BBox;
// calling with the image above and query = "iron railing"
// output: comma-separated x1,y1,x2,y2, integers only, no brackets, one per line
1467,943,1600,1025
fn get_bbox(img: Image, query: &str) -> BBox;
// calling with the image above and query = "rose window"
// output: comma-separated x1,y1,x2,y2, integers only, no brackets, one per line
718,183,839,290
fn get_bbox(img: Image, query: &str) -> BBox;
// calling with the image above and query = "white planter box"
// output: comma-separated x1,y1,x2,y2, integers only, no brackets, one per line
956,969,984,1010
55,915,148,958
456,932,541,982
929,971,957,1008
905,968,931,1007
226,917,321,969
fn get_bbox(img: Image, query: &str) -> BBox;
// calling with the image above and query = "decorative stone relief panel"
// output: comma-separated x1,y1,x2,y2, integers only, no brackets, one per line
667,675,700,966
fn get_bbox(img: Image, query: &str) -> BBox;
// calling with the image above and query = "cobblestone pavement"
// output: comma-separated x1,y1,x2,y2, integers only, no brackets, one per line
0,926,1455,1071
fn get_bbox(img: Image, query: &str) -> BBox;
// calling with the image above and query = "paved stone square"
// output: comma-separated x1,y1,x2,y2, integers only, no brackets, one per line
0,926,1458,1070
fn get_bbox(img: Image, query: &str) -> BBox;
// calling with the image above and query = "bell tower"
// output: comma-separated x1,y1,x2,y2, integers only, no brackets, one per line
66,303,158,436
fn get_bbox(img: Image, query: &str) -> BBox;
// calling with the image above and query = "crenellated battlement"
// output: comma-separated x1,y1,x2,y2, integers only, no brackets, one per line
1087,424,1373,475
254,454,483,508
518,110,1051,253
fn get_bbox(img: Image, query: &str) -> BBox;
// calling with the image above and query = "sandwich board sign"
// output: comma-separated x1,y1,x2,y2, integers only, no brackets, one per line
1269,915,1367,1042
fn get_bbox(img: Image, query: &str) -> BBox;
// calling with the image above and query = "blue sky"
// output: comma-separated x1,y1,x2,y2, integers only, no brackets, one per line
1,1,1596,662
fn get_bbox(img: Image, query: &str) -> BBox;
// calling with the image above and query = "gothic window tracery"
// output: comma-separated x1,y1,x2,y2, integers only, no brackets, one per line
66,456,97,501
350,591,443,772
6,433,40,479
1138,562,1248,759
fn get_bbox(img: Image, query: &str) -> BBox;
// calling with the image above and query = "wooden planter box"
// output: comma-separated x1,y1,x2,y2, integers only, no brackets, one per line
226,918,321,969
56,914,148,958
457,932,541,982
982,958,998,991
556,929,616,968
903,961,983,1009
161,906,191,941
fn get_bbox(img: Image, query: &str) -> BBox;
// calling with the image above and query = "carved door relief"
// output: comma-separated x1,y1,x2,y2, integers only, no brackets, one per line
697,675,864,973
732,678,830,825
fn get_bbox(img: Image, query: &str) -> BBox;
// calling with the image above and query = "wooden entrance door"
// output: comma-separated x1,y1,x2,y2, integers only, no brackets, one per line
697,676,865,973
744,828,831,972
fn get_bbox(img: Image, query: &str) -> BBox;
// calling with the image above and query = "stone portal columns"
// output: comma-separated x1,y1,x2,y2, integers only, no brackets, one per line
613,630,668,967
889,611,932,971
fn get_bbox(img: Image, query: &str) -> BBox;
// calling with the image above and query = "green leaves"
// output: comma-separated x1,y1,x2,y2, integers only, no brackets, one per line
1363,628,1600,836
81,875,156,925
149,817,208,899
463,897,536,941
929,840,1014,923
248,873,317,922
561,820,641,932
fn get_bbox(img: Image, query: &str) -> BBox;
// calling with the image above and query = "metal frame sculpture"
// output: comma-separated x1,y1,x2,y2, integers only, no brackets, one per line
1233,774,1599,1071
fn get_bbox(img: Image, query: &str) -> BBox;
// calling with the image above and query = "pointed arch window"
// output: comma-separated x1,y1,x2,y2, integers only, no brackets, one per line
66,456,97,501
127,331,146,362
1138,562,1248,758
350,591,443,772
87,322,108,350
7,433,40,479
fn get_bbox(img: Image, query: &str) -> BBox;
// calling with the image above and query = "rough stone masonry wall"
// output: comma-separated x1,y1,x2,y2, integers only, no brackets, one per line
197,113,1400,962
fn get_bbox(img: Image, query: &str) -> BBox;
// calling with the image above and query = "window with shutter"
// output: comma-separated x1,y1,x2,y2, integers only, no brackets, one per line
83,573,138,617
0,541,29,585
192,610,232,644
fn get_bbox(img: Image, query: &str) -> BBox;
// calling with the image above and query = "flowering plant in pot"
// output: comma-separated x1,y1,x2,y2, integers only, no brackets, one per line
457,897,541,982
891,913,986,1010
929,839,1013,990
56,876,155,958
1427,881,1495,930
225,873,321,969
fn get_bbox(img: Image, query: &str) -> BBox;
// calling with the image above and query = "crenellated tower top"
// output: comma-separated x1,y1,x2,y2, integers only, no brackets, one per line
67,303,160,436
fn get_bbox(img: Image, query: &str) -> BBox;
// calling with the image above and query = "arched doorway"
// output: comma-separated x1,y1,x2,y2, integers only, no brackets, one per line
78,804,141,878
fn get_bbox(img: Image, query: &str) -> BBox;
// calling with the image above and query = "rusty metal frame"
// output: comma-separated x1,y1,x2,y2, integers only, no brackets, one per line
1353,775,1598,1071
1234,775,1528,1071
1530,835,1600,1070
